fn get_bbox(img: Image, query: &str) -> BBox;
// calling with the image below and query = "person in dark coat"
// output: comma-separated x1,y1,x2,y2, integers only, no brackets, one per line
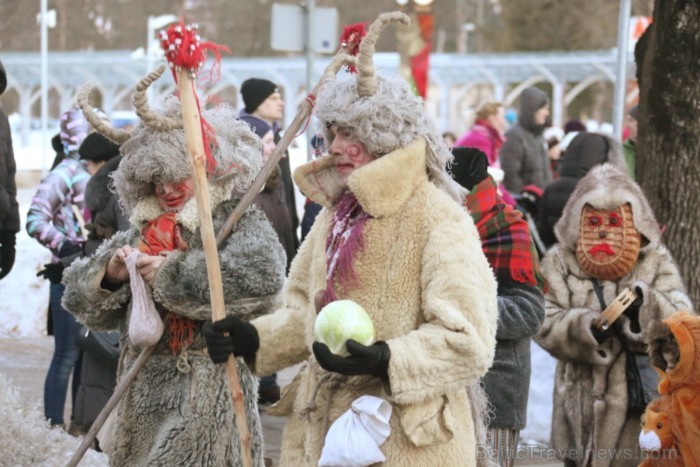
239,78,300,256
537,132,626,249
500,87,552,194
451,147,545,467
70,132,127,438
0,59,19,281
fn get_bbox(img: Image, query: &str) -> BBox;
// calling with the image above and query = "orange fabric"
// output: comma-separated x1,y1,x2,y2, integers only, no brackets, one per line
138,212,196,355
643,312,700,467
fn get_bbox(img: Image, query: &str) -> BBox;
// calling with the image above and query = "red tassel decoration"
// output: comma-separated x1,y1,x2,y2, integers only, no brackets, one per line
339,22,367,73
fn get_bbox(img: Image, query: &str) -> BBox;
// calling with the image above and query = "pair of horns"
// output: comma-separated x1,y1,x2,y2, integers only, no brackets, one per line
357,12,410,97
77,64,180,144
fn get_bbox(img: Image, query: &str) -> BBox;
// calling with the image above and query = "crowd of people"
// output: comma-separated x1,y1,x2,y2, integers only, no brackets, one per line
0,9,696,467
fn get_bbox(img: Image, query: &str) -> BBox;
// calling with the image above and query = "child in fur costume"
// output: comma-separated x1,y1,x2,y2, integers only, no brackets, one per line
203,12,498,467
535,164,692,467
61,67,286,466
639,311,700,466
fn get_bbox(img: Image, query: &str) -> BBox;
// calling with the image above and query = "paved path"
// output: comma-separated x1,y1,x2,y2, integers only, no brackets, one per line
0,335,561,466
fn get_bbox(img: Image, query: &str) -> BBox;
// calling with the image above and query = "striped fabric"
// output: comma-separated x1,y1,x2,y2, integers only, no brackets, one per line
486,428,519,467
26,156,89,257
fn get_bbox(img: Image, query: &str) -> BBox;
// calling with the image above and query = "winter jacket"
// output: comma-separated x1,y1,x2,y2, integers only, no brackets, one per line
26,154,89,256
500,87,551,193
62,193,286,466
535,165,693,466
537,133,625,248
0,106,18,233
455,123,504,167
253,139,499,466
482,277,544,430
253,174,296,273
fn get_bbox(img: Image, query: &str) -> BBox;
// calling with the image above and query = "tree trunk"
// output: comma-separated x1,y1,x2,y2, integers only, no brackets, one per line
636,0,700,306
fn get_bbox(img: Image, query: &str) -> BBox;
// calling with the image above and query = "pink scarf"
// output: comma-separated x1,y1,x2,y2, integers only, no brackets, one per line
323,191,371,305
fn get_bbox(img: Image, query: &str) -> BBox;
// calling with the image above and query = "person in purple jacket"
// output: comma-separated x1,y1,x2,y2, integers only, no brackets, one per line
27,105,91,431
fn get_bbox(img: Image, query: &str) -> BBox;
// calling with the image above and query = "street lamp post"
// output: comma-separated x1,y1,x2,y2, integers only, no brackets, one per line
39,0,56,174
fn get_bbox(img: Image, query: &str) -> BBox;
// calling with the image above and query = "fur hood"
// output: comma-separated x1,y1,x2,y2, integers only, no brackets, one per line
654,312,700,389
112,96,263,215
85,155,121,213
314,74,464,202
554,163,660,249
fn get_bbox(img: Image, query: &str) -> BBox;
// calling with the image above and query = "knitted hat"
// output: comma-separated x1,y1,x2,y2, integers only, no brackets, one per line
241,78,278,114
564,119,586,134
79,132,120,162
59,106,90,153
238,114,272,139
450,147,489,192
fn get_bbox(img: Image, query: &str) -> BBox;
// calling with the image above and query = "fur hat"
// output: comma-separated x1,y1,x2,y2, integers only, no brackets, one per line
314,12,464,203
450,147,488,191
78,66,263,216
555,163,660,250
238,114,272,139
241,78,278,114
79,132,120,162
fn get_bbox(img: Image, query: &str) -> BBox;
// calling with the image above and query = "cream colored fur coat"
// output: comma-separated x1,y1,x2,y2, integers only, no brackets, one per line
253,139,498,466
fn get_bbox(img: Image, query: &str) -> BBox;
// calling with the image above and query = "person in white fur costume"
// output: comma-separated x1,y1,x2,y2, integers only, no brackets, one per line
61,66,286,466
203,12,499,467
535,163,692,467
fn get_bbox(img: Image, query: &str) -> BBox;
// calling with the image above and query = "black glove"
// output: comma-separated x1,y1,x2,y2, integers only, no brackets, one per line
313,339,390,378
0,230,16,280
623,286,644,333
36,262,65,284
591,323,614,344
58,241,82,258
202,315,259,364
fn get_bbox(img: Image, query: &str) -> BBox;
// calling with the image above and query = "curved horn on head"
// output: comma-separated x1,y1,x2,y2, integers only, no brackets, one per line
321,54,358,83
357,12,410,97
77,84,130,144
132,64,183,131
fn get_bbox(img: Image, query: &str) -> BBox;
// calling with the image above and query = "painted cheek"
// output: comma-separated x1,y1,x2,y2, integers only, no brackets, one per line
346,144,362,163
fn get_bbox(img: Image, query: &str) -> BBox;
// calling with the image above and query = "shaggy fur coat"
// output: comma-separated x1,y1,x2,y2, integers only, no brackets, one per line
62,191,286,466
535,165,692,467
252,139,499,466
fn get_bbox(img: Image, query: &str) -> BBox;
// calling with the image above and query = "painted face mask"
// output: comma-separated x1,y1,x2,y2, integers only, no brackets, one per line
576,203,641,280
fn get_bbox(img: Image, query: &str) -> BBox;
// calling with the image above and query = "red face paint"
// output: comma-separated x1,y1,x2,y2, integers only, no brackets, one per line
588,243,616,256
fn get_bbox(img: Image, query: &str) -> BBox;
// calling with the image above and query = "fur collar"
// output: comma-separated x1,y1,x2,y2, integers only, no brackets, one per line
129,180,234,233
293,138,428,217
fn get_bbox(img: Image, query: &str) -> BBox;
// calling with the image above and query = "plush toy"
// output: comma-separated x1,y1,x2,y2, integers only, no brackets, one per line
640,311,700,467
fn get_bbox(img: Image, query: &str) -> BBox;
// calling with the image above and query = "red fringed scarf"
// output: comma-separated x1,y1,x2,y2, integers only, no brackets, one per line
138,213,196,354
323,191,371,305
466,177,545,291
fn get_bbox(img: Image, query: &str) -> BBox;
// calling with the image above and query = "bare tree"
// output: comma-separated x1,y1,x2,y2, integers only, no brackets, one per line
636,1,700,305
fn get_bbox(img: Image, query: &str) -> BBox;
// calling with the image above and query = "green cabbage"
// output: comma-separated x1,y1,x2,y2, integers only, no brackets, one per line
314,300,375,356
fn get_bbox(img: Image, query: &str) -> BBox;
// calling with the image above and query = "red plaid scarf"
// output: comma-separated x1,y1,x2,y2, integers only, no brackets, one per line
466,177,545,290
138,213,196,355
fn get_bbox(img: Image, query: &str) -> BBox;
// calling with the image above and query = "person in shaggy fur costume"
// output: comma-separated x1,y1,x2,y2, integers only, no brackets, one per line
203,12,498,467
640,311,700,466
61,67,287,466
535,163,692,467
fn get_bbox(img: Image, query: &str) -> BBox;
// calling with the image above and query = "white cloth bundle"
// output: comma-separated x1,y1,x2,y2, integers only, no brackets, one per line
318,395,392,467
125,252,164,347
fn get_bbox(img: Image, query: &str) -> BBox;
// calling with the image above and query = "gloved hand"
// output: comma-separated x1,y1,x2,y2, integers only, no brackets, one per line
0,230,16,280
58,241,82,258
202,315,259,364
36,262,65,284
313,339,390,378
623,286,644,333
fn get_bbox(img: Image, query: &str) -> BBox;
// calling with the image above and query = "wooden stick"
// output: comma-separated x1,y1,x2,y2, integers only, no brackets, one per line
215,53,356,248
592,287,638,331
66,344,156,467
178,69,252,467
